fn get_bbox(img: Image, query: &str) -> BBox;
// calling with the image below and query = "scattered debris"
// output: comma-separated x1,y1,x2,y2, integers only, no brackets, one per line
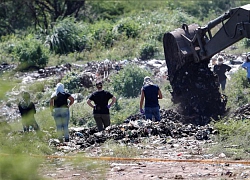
232,103,250,120
54,109,216,150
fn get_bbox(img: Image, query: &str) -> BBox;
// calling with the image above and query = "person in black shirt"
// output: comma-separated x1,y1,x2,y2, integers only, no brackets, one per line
213,56,231,92
18,91,39,132
87,81,116,131
50,83,74,143
140,76,163,121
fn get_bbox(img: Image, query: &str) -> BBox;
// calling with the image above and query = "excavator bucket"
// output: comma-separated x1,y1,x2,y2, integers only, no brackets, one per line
163,24,199,82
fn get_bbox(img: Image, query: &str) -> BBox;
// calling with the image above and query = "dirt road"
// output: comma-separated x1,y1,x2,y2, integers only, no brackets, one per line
42,136,250,180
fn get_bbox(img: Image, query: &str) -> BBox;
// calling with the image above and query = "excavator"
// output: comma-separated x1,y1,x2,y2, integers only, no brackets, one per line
164,4,250,82
163,4,250,124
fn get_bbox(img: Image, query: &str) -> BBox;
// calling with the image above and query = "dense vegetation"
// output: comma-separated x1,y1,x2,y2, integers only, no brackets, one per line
1,0,250,179
1,0,249,69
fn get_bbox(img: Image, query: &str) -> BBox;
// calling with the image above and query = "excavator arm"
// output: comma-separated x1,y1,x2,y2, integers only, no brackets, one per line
163,4,250,82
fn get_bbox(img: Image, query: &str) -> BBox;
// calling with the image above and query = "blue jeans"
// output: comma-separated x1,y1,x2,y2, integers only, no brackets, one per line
54,108,70,142
144,106,161,121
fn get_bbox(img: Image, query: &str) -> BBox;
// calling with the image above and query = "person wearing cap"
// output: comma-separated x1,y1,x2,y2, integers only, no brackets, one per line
213,56,231,92
18,91,40,132
242,53,250,84
140,76,163,121
87,81,116,131
50,83,74,143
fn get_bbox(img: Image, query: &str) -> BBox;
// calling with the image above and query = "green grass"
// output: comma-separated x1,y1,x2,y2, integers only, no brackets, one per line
0,155,43,180
207,118,250,160
226,69,250,111
203,68,250,159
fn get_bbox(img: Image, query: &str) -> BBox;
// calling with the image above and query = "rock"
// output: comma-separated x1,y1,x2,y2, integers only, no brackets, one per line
218,153,226,158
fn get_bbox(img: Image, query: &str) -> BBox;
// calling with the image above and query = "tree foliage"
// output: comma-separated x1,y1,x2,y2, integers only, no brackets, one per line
0,1,32,36
24,0,86,29
0,0,86,34
0,0,249,64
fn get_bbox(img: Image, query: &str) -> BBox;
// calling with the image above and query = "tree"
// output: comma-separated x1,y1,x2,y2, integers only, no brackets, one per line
0,1,32,36
24,0,86,29
0,0,86,35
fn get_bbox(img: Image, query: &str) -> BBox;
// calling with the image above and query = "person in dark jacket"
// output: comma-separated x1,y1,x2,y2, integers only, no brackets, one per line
18,91,39,132
213,56,231,91
50,83,74,143
87,81,116,131
140,76,163,121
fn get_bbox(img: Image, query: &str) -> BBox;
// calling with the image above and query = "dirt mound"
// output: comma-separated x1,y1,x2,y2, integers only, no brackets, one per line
169,61,227,125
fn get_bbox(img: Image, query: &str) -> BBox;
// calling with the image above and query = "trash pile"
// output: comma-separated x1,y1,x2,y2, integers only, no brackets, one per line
169,61,227,125
63,109,216,149
231,103,250,120
0,62,16,72
37,63,72,78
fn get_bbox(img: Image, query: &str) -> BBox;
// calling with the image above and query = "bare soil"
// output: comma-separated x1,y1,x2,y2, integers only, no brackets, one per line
43,160,250,180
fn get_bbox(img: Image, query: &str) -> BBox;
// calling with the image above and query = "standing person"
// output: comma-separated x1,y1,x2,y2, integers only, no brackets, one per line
87,81,116,131
140,76,163,122
213,56,231,92
242,53,250,84
18,91,40,132
50,83,74,143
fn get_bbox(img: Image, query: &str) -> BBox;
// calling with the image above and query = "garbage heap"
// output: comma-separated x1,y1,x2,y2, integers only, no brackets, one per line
67,109,216,149
231,103,250,120
169,61,227,125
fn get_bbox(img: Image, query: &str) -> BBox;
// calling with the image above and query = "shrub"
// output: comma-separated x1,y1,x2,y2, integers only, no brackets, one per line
139,43,158,60
90,21,116,48
61,72,83,94
110,64,151,98
45,18,83,54
243,39,250,48
226,69,250,110
13,35,49,70
114,18,140,38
